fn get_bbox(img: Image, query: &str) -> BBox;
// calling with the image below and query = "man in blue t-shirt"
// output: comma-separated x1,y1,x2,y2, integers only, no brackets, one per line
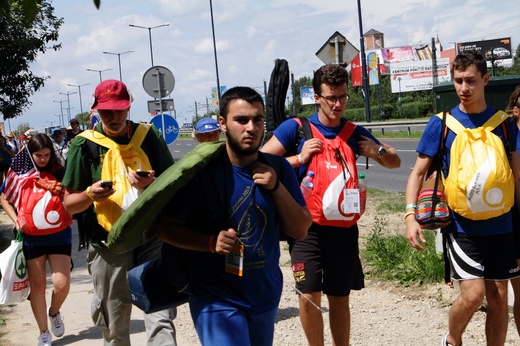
157,86,312,346
405,50,520,346
262,64,401,346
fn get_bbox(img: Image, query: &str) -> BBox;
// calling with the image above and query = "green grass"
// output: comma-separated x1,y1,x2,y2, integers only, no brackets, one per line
362,216,445,286
369,130,423,138
367,188,406,213
362,188,444,287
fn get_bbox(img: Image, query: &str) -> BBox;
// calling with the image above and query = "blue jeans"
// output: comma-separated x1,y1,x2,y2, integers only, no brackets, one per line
189,296,278,346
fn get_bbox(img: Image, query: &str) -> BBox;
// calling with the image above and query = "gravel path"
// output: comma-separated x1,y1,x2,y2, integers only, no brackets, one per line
1,200,520,345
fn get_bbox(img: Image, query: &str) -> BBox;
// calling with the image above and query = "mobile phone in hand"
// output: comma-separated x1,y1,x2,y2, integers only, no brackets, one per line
100,180,113,189
135,171,149,177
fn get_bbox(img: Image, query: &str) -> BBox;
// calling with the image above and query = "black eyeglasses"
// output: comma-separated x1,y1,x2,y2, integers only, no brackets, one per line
319,94,349,104
71,122,79,125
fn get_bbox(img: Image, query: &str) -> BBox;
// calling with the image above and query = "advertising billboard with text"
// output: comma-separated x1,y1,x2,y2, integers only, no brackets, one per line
457,37,512,60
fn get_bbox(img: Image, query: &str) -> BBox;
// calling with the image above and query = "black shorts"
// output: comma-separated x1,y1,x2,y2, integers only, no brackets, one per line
23,244,72,260
446,232,519,281
288,223,364,296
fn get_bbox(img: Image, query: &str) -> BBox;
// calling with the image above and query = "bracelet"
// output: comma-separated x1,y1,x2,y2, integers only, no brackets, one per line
86,186,95,201
403,211,416,220
405,203,416,211
268,178,280,192
208,235,216,253
297,154,305,166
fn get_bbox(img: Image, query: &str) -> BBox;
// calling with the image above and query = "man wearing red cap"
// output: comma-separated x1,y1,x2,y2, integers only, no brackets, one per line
62,80,177,345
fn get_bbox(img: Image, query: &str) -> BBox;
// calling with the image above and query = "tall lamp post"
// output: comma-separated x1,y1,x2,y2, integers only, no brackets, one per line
86,68,113,83
53,100,66,127
128,23,169,66
60,91,77,123
209,0,221,102
103,50,134,81
68,83,90,116
398,77,403,118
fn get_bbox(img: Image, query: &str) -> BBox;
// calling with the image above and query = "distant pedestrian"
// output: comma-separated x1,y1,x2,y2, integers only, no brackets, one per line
192,117,221,143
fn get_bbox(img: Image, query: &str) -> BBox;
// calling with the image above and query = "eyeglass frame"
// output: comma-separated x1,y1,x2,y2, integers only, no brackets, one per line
318,94,349,105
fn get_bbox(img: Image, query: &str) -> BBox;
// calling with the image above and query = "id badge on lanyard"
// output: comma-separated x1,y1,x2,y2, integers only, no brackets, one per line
342,188,360,214
225,242,244,276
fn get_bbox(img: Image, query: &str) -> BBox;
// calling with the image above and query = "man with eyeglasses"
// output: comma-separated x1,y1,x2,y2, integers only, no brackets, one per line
262,64,400,346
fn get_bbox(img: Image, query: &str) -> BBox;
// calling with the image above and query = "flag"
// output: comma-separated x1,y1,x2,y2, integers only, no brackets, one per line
4,147,39,210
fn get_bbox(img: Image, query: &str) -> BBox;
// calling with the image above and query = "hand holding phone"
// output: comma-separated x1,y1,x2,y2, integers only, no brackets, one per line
135,171,150,177
100,180,113,189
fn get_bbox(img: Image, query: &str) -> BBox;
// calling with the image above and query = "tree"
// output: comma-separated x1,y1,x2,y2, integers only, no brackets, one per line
16,121,31,135
0,0,99,21
0,0,63,119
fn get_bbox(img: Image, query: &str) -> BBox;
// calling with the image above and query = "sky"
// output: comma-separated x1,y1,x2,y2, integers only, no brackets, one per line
6,0,520,133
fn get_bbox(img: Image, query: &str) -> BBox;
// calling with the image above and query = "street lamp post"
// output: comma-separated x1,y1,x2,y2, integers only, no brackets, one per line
398,77,403,118
209,0,221,102
68,83,90,116
53,100,66,127
86,68,113,83
103,50,134,81
128,23,169,66
60,91,77,123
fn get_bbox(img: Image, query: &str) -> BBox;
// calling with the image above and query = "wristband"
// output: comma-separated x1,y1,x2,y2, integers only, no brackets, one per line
403,211,416,220
268,178,280,192
208,235,216,253
86,186,95,201
405,203,416,211
297,154,305,166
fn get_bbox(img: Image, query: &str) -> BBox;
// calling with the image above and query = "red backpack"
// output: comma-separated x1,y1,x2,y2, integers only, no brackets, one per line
17,172,72,235
294,119,360,228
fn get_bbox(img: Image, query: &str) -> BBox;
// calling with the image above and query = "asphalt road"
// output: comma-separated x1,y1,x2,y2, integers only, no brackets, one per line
167,137,420,193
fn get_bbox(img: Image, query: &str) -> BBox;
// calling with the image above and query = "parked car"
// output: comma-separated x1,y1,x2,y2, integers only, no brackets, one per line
492,47,511,58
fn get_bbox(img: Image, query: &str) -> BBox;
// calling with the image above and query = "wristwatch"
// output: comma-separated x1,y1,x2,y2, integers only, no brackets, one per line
377,145,386,158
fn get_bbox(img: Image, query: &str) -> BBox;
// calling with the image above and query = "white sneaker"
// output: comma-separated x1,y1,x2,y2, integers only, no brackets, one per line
37,330,52,346
441,333,460,346
48,308,64,337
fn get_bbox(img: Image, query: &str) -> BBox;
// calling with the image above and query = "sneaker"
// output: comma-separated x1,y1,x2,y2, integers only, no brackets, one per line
48,308,64,337
441,333,460,346
37,330,52,346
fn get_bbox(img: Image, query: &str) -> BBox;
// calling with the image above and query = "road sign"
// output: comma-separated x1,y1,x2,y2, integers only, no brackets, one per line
150,114,179,145
147,99,175,113
142,66,175,99
316,31,359,66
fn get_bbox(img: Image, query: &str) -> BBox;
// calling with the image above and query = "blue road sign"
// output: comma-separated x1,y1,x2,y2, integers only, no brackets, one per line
150,114,179,145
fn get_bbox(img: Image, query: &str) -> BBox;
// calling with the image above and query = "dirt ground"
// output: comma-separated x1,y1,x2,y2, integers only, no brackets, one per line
1,196,520,345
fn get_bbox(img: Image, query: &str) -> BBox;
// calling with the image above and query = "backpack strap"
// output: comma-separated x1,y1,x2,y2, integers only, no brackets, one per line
129,123,151,148
482,110,509,131
436,110,509,134
78,130,116,149
336,121,356,141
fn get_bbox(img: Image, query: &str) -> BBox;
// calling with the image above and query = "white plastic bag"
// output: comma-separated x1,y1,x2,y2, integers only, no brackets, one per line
0,231,29,305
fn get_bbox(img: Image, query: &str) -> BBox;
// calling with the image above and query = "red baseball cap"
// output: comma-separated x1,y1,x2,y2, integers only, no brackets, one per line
91,80,132,110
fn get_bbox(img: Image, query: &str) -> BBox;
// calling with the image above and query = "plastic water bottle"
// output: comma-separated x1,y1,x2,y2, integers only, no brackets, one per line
301,171,315,198
358,173,367,215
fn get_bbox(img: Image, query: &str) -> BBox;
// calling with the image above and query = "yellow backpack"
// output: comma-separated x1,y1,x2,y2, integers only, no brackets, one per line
78,124,152,231
437,111,514,220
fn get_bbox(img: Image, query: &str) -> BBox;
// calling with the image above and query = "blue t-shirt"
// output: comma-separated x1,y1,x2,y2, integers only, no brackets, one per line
168,153,305,311
272,113,380,180
417,105,518,236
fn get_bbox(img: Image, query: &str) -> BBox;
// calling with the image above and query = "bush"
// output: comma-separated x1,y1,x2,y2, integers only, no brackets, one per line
362,217,445,286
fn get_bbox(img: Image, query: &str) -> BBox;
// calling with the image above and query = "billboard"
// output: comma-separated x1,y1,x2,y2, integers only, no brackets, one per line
300,87,315,105
390,58,451,93
457,37,512,61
